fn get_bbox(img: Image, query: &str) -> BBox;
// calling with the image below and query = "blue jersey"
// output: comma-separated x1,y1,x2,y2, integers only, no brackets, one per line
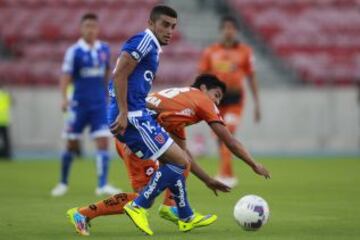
109,28,162,112
62,39,110,105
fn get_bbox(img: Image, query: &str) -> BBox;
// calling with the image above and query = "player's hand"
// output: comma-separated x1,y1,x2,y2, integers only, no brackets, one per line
254,105,261,123
61,98,69,112
252,163,270,179
110,112,128,135
205,178,232,196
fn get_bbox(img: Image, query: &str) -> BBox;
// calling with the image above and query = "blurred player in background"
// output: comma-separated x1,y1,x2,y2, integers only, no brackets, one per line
0,84,12,159
51,13,121,197
199,16,261,187
66,74,270,236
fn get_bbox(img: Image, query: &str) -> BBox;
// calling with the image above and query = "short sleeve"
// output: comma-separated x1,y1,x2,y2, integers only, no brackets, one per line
121,34,153,62
62,46,76,76
198,47,212,73
244,48,255,75
197,97,224,125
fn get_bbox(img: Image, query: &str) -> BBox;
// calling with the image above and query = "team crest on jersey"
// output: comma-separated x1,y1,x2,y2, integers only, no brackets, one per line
155,133,165,144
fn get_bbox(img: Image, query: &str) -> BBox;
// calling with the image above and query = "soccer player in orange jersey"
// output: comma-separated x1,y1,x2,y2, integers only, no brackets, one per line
67,74,269,236
198,16,261,187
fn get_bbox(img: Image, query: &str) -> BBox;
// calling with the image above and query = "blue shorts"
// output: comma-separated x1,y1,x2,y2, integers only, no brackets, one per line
63,101,111,139
108,109,173,160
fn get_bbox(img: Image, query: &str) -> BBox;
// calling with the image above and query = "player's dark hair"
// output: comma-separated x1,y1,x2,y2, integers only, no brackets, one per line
150,5,177,22
220,15,239,30
191,74,226,94
81,13,98,22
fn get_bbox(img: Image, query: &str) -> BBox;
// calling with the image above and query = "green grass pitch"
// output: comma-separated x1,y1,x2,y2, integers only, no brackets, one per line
0,156,359,239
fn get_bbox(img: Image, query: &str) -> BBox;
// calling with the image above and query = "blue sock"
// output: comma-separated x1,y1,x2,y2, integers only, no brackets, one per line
134,163,193,219
60,151,74,184
168,174,194,220
96,150,109,188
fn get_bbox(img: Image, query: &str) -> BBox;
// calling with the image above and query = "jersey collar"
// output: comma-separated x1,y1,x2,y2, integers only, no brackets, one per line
78,38,101,51
145,28,163,53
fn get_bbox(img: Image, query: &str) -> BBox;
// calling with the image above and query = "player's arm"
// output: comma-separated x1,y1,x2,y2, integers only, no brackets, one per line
104,45,112,99
110,52,138,135
248,72,261,123
170,133,231,195
210,122,270,178
246,50,261,123
60,46,75,113
59,74,73,112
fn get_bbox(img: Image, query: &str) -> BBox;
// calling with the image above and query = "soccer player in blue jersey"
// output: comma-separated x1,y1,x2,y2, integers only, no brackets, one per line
51,13,121,197
106,6,217,235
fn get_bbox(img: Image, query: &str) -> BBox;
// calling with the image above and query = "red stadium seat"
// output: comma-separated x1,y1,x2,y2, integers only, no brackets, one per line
230,0,360,85
0,0,202,87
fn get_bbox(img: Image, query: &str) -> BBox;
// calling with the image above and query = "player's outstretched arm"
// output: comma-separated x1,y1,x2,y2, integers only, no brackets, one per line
210,122,270,179
110,52,138,135
170,133,231,195
186,148,231,195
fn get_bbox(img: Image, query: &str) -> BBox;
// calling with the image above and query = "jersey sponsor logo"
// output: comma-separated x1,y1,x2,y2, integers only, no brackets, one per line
80,67,105,78
154,133,165,144
175,179,186,207
144,70,154,83
143,171,162,199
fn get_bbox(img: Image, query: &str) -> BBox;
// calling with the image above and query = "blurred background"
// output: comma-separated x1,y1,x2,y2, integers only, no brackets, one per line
0,0,359,159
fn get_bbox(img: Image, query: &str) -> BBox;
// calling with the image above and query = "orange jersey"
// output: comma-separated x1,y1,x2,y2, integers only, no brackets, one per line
198,43,254,90
146,87,224,140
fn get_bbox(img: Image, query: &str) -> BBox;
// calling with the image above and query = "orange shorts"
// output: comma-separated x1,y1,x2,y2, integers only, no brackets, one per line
115,140,158,192
219,103,244,130
115,139,191,192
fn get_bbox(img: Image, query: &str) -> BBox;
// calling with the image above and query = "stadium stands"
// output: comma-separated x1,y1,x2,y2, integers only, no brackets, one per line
0,0,200,86
229,0,360,85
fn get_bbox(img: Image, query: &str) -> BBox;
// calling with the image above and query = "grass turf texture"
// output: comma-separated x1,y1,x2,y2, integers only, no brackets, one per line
0,156,359,240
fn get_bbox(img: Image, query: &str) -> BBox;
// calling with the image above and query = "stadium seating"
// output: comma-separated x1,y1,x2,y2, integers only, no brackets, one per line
229,0,360,85
0,0,200,86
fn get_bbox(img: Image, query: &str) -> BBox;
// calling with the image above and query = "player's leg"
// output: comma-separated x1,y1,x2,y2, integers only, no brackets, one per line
91,105,121,195
116,139,179,223
66,141,140,236
156,145,217,232
51,104,86,197
217,103,243,187
67,192,139,236
116,140,158,192
122,115,216,234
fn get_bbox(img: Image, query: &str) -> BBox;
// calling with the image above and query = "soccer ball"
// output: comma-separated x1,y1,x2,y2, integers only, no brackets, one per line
233,195,270,231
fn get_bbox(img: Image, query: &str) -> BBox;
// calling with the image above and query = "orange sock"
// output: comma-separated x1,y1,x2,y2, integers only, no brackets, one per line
78,192,138,220
162,189,176,206
219,142,233,177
